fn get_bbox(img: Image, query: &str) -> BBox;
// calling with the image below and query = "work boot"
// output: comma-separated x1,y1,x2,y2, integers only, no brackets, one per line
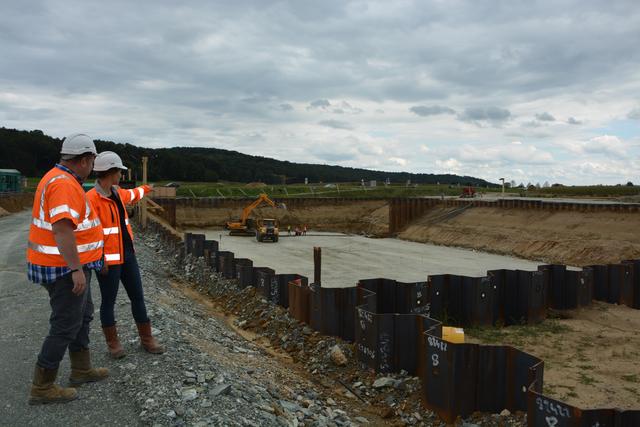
102,325,126,359
136,322,165,354
68,348,109,386
29,364,78,405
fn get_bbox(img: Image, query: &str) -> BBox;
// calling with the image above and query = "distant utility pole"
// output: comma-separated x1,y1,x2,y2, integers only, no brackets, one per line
499,177,505,197
140,156,148,228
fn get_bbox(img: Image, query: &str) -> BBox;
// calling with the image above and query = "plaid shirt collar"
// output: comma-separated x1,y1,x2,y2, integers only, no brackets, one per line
55,163,83,184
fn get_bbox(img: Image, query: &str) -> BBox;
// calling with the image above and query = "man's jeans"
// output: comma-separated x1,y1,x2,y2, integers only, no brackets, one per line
37,268,93,370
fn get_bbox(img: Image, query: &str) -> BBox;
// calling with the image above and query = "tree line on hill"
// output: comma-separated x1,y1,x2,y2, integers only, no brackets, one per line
0,127,495,186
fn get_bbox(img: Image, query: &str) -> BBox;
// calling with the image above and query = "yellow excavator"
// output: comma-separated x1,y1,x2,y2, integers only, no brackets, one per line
225,193,283,241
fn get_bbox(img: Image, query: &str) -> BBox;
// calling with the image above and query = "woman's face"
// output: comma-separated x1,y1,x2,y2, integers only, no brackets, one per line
110,169,122,185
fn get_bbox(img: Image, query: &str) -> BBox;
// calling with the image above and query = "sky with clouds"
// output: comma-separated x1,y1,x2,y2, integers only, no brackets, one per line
1,0,639,185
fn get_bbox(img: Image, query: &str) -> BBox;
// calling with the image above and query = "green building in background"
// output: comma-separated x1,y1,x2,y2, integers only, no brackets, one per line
0,169,23,193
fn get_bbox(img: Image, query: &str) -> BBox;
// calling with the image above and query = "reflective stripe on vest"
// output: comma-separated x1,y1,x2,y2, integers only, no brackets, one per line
125,218,130,225
38,174,92,224
103,227,119,235
38,175,68,224
104,253,121,262
32,214,101,232
28,240,104,255
32,218,52,230
49,204,80,219
137,187,144,199
32,173,100,232
77,217,101,231
128,189,135,200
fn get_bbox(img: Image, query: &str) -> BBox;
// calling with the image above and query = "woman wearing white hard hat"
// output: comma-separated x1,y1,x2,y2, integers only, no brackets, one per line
86,151,164,358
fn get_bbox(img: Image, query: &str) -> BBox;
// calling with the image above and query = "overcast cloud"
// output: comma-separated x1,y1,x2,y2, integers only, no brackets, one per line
410,105,456,117
1,0,639,184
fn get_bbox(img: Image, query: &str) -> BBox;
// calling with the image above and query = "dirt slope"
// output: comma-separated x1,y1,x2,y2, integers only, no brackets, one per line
178,200,389,235
0,193,32,214
399,206,640,266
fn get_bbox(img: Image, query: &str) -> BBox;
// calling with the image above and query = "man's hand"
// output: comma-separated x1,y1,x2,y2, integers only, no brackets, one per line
100,262,109,276
71,269,86,295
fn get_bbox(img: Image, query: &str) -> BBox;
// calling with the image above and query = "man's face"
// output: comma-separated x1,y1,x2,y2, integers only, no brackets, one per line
79,154,96,180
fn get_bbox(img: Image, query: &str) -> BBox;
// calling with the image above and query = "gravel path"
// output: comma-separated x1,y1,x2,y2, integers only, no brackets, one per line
0,211,139,426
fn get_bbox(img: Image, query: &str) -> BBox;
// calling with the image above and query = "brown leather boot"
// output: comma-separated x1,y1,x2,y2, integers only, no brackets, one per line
29,365,78,405
68,348,109,386
102,325,125,359
136,322,165,354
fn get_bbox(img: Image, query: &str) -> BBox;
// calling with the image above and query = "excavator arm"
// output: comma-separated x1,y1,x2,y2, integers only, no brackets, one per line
239,193,277,224
225,193,281,235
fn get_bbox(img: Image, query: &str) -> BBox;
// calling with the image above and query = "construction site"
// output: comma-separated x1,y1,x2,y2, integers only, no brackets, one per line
4,1,640,425
2,186,640,426
141,192,640,426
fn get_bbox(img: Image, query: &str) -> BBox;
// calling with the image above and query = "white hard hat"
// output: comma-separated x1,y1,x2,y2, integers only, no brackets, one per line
60,133,97,156
93,151,127,172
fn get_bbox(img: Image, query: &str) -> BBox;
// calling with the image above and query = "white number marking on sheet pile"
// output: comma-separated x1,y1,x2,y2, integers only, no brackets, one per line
427,336,447,352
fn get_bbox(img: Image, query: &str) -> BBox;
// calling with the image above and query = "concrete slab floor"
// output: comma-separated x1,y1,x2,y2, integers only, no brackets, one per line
188,230,546,288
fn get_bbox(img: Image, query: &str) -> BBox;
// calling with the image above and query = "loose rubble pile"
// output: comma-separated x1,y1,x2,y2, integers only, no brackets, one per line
111,230,370,427
131,224,528,426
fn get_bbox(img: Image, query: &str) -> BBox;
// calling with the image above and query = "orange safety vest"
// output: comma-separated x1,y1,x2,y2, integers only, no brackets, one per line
86,184,150,265
27,167,104,267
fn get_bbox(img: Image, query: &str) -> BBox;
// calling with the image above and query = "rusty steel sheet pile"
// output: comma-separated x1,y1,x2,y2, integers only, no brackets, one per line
252,267,276,298
232,258,253,288
588,262,639,308
622,259,640,309
426,274,496,327
213,251,234,278
422,337,544,423
357,279,430,315
487,269,547,325
288,278,313,324
168,228,640,425
539,264,593,310
527,388,640,426
268,273,308,308
308,285,362,342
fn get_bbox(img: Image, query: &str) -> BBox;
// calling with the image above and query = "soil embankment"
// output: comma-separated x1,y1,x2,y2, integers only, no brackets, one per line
0,193,32,217
397,205,640,266
178,199,389,236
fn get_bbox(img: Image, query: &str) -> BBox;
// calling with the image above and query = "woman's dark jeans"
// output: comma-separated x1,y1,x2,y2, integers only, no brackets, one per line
97,249,149,327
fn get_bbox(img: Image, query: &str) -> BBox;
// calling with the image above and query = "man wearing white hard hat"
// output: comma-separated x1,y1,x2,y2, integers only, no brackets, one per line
27,134,109,405
86,151,164,359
